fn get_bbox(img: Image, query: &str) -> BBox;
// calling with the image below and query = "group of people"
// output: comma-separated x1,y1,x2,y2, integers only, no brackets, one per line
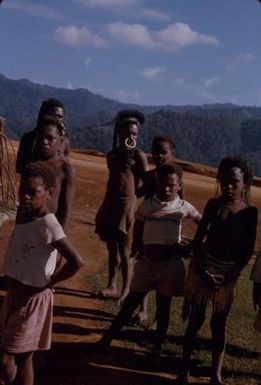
0,100,259,385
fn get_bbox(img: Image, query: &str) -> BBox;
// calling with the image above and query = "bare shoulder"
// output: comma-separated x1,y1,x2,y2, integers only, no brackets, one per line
135,148,147,159
62,159,75,179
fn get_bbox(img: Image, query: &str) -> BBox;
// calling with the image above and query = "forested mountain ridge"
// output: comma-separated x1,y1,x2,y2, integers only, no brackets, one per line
0,73,260,175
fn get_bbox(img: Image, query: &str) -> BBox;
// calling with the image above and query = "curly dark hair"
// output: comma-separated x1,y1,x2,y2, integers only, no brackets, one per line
38,98,65,117
156,162,183,180
112,109,145,150
37,114,66,136
217,157,253,201
152,135,176,153
21,161,56,190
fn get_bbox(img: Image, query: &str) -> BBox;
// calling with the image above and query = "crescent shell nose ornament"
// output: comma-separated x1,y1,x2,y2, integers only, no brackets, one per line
125,135,136,149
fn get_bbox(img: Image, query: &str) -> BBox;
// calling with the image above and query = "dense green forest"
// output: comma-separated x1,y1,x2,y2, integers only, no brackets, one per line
0,73,260,176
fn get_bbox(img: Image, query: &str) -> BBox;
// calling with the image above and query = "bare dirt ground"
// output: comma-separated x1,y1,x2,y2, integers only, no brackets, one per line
0,150,261,385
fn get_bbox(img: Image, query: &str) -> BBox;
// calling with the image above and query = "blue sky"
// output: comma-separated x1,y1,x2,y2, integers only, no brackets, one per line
0,0,261,106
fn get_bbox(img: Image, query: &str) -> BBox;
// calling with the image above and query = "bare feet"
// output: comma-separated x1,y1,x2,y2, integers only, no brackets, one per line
136,311,148,323
129,311,148,326
146,319,157,330
101,287,118,298
118,289,129,306
174,374,188,385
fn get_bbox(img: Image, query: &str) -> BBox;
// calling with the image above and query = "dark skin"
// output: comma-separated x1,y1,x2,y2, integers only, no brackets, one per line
107,123,148,198
98,171,200,354
32,124,74,230
16,106,70,174
1,175,83,385
177,166,257,385
101,122,148,302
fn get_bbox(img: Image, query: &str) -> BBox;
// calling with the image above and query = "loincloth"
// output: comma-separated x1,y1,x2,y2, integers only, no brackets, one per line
95,196,137,242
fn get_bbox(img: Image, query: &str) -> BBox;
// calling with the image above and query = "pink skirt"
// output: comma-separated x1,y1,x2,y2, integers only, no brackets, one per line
0,287,53,353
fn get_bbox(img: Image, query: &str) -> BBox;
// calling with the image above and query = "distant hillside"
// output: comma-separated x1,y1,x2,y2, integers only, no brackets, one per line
0,73,260,176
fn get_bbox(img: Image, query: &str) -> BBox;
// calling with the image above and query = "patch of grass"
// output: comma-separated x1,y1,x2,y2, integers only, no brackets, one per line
100,264,261,384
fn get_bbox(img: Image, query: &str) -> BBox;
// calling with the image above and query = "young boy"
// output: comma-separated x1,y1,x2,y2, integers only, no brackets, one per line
135,135,184,325
30,115,74,230
95,109,148,302
0,162,84,385
16,98,70,174
138,135,182,199
97,162,201,359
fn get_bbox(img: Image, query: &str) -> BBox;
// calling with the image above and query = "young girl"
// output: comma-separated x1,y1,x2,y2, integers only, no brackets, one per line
0,162,84,385
176,157,258,385
95,109,148,302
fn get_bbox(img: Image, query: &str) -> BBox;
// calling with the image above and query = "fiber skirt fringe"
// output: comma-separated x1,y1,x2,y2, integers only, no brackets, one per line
182,262,236,319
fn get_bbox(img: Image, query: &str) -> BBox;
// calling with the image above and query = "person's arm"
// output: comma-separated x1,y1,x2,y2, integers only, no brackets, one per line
238,207,258,270
56,162,75,230
64,136,70,158
226,207,258,284
49,237,84,287
139,150,149,173
130,218,144,259
190,199,221,287
253,282,261,311
191,199,215,257
135,150,149,196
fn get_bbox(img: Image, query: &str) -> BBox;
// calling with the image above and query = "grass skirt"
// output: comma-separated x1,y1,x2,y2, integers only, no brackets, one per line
182,261,236,319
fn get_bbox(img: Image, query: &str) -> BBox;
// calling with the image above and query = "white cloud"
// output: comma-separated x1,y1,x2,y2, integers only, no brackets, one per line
155,23,220,50
226,53,255,71
107,22,220,51
141,8,171,22
54,25,107,47
107,23,156,48
113,89,140,102
2,1,60,19
139,66,166,80
201,77,220,89
76,0,138,8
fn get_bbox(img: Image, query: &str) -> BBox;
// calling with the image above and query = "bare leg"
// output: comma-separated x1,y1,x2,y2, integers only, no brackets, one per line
147,291,161,330
210,304,231,384
154,292,172,351
16,352,34,385
102,240,120,297
0,352,17,383
136,292,149,323
118,243,132,304
99,291,147,346
176,302,206,384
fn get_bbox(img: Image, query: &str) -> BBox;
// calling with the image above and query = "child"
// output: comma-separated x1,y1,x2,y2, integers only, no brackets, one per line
0,162,84,385
16,98,70,174
95,109,148,302
176,157,258,385
97,163,201,359
138,135,183,199
251,250,261,332
135,135,184,325
31,115,74,230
